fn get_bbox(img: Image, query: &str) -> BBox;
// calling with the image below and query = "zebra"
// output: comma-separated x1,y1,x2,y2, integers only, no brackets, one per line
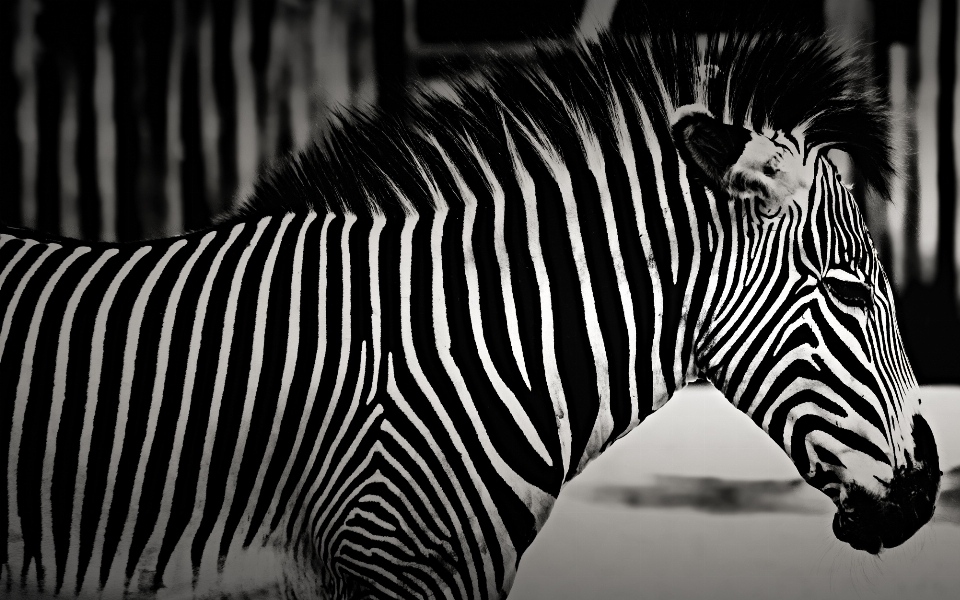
0,24,942,600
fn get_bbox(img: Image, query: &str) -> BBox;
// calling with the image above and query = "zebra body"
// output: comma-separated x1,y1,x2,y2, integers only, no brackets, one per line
1,25,941,600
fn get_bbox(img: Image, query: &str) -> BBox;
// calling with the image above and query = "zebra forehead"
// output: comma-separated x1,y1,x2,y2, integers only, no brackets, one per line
228,22,892,223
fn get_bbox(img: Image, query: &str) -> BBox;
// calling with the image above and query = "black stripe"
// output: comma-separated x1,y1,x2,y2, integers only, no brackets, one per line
99,239,191,584
76,244,155,590
243,216,324,549
655,117,697,396
567,125,633,447
791,414,890,477
190,217,284,573
509,135,599,482
495,138,563,485
0,241,46,569
218,217,300,559
19,248,98,591
52,249,119,592
155,224,257,582
279,216,345,542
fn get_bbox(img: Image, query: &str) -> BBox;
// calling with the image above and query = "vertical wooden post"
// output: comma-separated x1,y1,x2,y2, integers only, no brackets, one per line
110,0,142,241
35,0,65,236
214,0,239,213
74,0,102,241
351,0,378,108
372,0,407,115
233,0,259,206
181,0,210,233
824,0,890,262
0,0,22,227
14,0,37,230
916,0,941,285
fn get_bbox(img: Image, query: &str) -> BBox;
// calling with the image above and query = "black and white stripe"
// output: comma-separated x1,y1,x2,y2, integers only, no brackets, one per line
1,24,940,599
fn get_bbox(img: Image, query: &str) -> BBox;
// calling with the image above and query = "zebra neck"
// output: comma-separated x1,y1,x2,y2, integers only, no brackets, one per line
418,100,719,482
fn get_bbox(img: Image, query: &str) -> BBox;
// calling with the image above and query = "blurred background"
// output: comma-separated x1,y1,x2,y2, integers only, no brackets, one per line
3,3,959,598
0,0,957,383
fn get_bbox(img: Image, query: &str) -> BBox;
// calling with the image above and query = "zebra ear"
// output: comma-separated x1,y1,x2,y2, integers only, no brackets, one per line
671,105,752,191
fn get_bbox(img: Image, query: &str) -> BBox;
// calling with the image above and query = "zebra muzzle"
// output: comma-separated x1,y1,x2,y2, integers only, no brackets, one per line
832,463,940,552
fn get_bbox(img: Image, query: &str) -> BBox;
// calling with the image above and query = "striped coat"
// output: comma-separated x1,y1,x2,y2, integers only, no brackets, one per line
1,25,941,599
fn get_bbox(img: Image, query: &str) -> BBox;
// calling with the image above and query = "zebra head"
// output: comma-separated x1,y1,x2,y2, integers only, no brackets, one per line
672,105,940,554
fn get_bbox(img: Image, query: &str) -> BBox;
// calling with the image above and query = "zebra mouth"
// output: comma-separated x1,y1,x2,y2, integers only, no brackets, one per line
832,511,884,554
831,466,940,554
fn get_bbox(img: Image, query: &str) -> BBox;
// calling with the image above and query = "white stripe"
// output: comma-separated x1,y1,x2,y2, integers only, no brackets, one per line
188,217,271,581
233,214,316,548
113,231,217,578
41,247,117,589
0,242,58,365
435,195,559,590
303,342,372,558
312,390,386,553
693,188,725,381
283,214,358,545
635,96,682,285
259,213,333,540
711,216,795,382
610,95,670,410
365,211,385,405
465,139,532,390
395,206,486,598
600,90,640,429
211,213,296,561
90,239,187,589
334,542,433,598
573,106,641,450
501,116,573,479
427,136,552,465
64,246,151,594
728,286,800,407
511,114,612,475
336,559,420,600
359,463,454,555
139,224,243,577
640,42,679,284
383,356,471,600
674,157,702,386
707,201,743,338
8,245,87,590
0,237,37,294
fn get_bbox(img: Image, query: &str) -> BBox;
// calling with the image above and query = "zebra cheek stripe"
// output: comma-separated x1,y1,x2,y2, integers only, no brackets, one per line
673,108,938,556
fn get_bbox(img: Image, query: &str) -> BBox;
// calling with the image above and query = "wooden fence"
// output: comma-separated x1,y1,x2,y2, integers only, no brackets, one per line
1,0,958,382
0,0,379,241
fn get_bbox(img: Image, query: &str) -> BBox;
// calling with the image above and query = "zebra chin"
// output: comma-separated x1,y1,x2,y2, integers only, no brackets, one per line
831,415,941,554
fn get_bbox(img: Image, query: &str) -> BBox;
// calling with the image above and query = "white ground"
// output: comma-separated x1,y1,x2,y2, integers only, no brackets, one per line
510,385,960,600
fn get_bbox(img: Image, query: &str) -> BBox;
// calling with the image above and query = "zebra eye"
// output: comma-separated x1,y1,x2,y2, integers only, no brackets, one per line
823,269,872,309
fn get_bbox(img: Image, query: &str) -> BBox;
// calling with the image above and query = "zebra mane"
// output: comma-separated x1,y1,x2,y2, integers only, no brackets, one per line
232,25,893,222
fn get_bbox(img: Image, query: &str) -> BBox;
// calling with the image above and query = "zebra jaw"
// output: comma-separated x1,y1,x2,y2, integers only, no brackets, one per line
806,430,894,495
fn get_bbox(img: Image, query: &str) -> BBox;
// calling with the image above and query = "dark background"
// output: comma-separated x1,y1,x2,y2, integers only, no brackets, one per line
0,0,956,383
